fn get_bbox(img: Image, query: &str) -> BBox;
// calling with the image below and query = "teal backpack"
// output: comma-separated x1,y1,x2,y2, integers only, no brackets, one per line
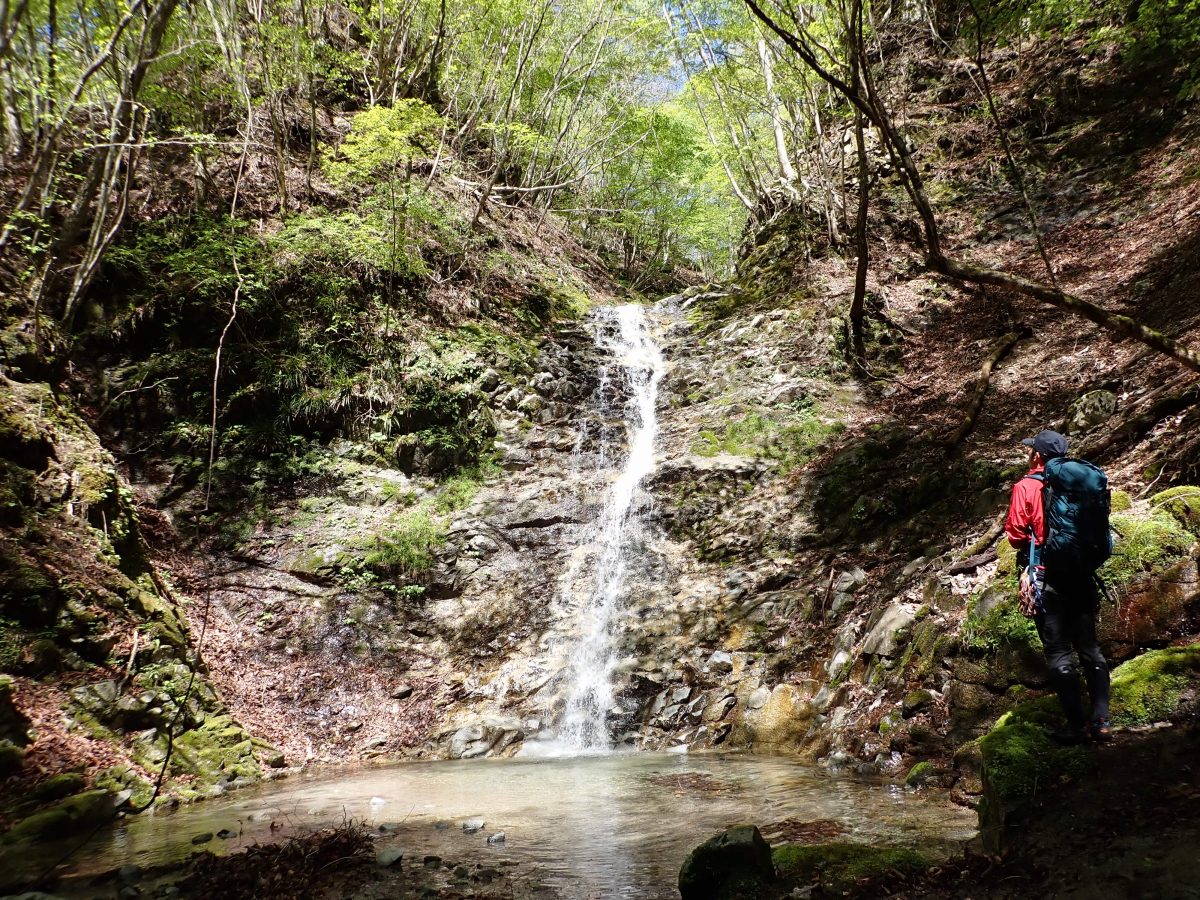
1030,457,1113,574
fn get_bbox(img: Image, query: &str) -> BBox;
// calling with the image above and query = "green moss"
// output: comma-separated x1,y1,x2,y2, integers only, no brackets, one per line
963,600,1040,657
1101,510,1195,589
996,539,1018,575
1110,489,1133,512
170,715,261,783
1149,486,1200,537
690,409,843,474
0,740,24,775
904,761,937,787
1,790,115,843
93,765,155,809
1149,485,1200,504
1108,645,1200,726
976,697,1092,852
772,842,928,894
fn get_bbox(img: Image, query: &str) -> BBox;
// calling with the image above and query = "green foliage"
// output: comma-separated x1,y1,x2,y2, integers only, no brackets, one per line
963,600,1040,657
1101,510,1195,588
326,102,446,186
1109,644,1200,726
975,0,1200,83
692,407,843,473
362,506,446,575
433,459,500,514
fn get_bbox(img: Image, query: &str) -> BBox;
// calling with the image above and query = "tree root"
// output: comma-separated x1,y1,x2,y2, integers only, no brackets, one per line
945,327,1030,447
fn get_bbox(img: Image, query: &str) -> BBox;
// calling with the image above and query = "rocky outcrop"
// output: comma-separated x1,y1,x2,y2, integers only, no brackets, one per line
0,374,271,839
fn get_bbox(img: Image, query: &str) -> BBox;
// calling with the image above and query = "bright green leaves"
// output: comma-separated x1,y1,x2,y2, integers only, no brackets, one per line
326,101,446,186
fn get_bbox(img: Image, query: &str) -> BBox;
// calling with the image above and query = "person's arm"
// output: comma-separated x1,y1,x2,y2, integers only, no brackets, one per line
1005,478,1035,569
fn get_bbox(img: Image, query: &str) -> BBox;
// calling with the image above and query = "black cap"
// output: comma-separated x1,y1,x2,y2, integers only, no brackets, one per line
1022,429,1067,459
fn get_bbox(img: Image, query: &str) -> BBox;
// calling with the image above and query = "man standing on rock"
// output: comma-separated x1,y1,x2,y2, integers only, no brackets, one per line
1005,429,1111,744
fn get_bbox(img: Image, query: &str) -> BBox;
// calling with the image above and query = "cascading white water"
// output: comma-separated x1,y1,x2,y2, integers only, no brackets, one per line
553,303,665,752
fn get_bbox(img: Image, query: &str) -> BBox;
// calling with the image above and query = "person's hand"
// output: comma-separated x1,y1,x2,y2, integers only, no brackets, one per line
1018,570,1038,617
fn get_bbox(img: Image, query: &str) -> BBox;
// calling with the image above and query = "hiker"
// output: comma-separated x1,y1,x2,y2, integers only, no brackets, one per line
1005,429,1112,744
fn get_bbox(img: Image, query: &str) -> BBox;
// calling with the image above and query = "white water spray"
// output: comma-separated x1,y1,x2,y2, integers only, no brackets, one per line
553,304,665,752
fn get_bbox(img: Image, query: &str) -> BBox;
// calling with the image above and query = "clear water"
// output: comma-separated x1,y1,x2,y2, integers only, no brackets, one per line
31,754,976,897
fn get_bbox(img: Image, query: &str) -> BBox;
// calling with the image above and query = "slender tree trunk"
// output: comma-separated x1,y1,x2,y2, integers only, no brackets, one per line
742,0,1200,375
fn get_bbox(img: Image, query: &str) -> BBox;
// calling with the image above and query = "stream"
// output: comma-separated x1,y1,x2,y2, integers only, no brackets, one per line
36,753,976,898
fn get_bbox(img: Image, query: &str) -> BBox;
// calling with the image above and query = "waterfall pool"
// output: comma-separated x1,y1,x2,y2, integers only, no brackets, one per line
27,752,977,898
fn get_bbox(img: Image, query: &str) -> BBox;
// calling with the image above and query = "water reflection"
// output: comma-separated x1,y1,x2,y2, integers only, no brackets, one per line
29,753,976,898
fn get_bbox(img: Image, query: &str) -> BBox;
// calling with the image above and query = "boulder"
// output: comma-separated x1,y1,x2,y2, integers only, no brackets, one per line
678,825,775,900
2,790,118,843
376,847,404,868
861,603,922,658
1066,389,1117,433
462,817,485,834
707,651,735,674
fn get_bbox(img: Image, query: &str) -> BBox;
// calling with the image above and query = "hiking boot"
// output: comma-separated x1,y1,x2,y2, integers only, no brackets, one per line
1047,722,1089,745
1088,717,1112,743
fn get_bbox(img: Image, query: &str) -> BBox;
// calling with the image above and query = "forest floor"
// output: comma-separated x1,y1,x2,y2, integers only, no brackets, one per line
880,715,1200,899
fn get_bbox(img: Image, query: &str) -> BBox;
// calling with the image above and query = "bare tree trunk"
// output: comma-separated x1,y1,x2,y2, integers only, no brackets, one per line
742,0,1200,375
758,36,798,186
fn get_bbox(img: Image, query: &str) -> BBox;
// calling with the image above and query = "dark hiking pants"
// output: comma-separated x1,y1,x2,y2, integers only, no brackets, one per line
1035,575,1110,726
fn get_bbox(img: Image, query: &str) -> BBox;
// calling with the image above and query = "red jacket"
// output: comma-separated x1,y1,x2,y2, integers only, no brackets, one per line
1006,463,1046,549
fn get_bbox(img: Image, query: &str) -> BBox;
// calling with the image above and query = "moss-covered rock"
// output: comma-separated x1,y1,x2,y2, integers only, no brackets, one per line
678,825,776,900
1,790,117,844
1108,644,1200,726
772,842,928,895
976,697,1092,854
0,738,25,775
170,714,262,783
904,760,939,788
0,675,30,750
1101,509,1195,590
1150,486,1200,537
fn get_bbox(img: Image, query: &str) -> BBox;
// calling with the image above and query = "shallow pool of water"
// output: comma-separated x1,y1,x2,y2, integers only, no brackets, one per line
30,753,977,898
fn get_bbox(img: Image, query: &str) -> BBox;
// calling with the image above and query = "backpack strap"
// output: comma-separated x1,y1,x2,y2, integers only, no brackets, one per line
1023,473,1045,483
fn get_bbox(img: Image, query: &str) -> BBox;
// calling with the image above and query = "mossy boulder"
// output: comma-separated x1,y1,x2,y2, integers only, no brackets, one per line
1,790,117,844
976,697,1091,854
772,842,928,895
1101,509,1195,591
1102,555,1200,649
678,825,776,900
904,760,939,788
170,714,262,783
1108,644,1200,726
902,689,934,718
1150,486,1200,537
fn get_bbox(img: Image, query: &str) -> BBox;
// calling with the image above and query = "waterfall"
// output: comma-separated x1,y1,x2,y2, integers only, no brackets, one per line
553,303,665,752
